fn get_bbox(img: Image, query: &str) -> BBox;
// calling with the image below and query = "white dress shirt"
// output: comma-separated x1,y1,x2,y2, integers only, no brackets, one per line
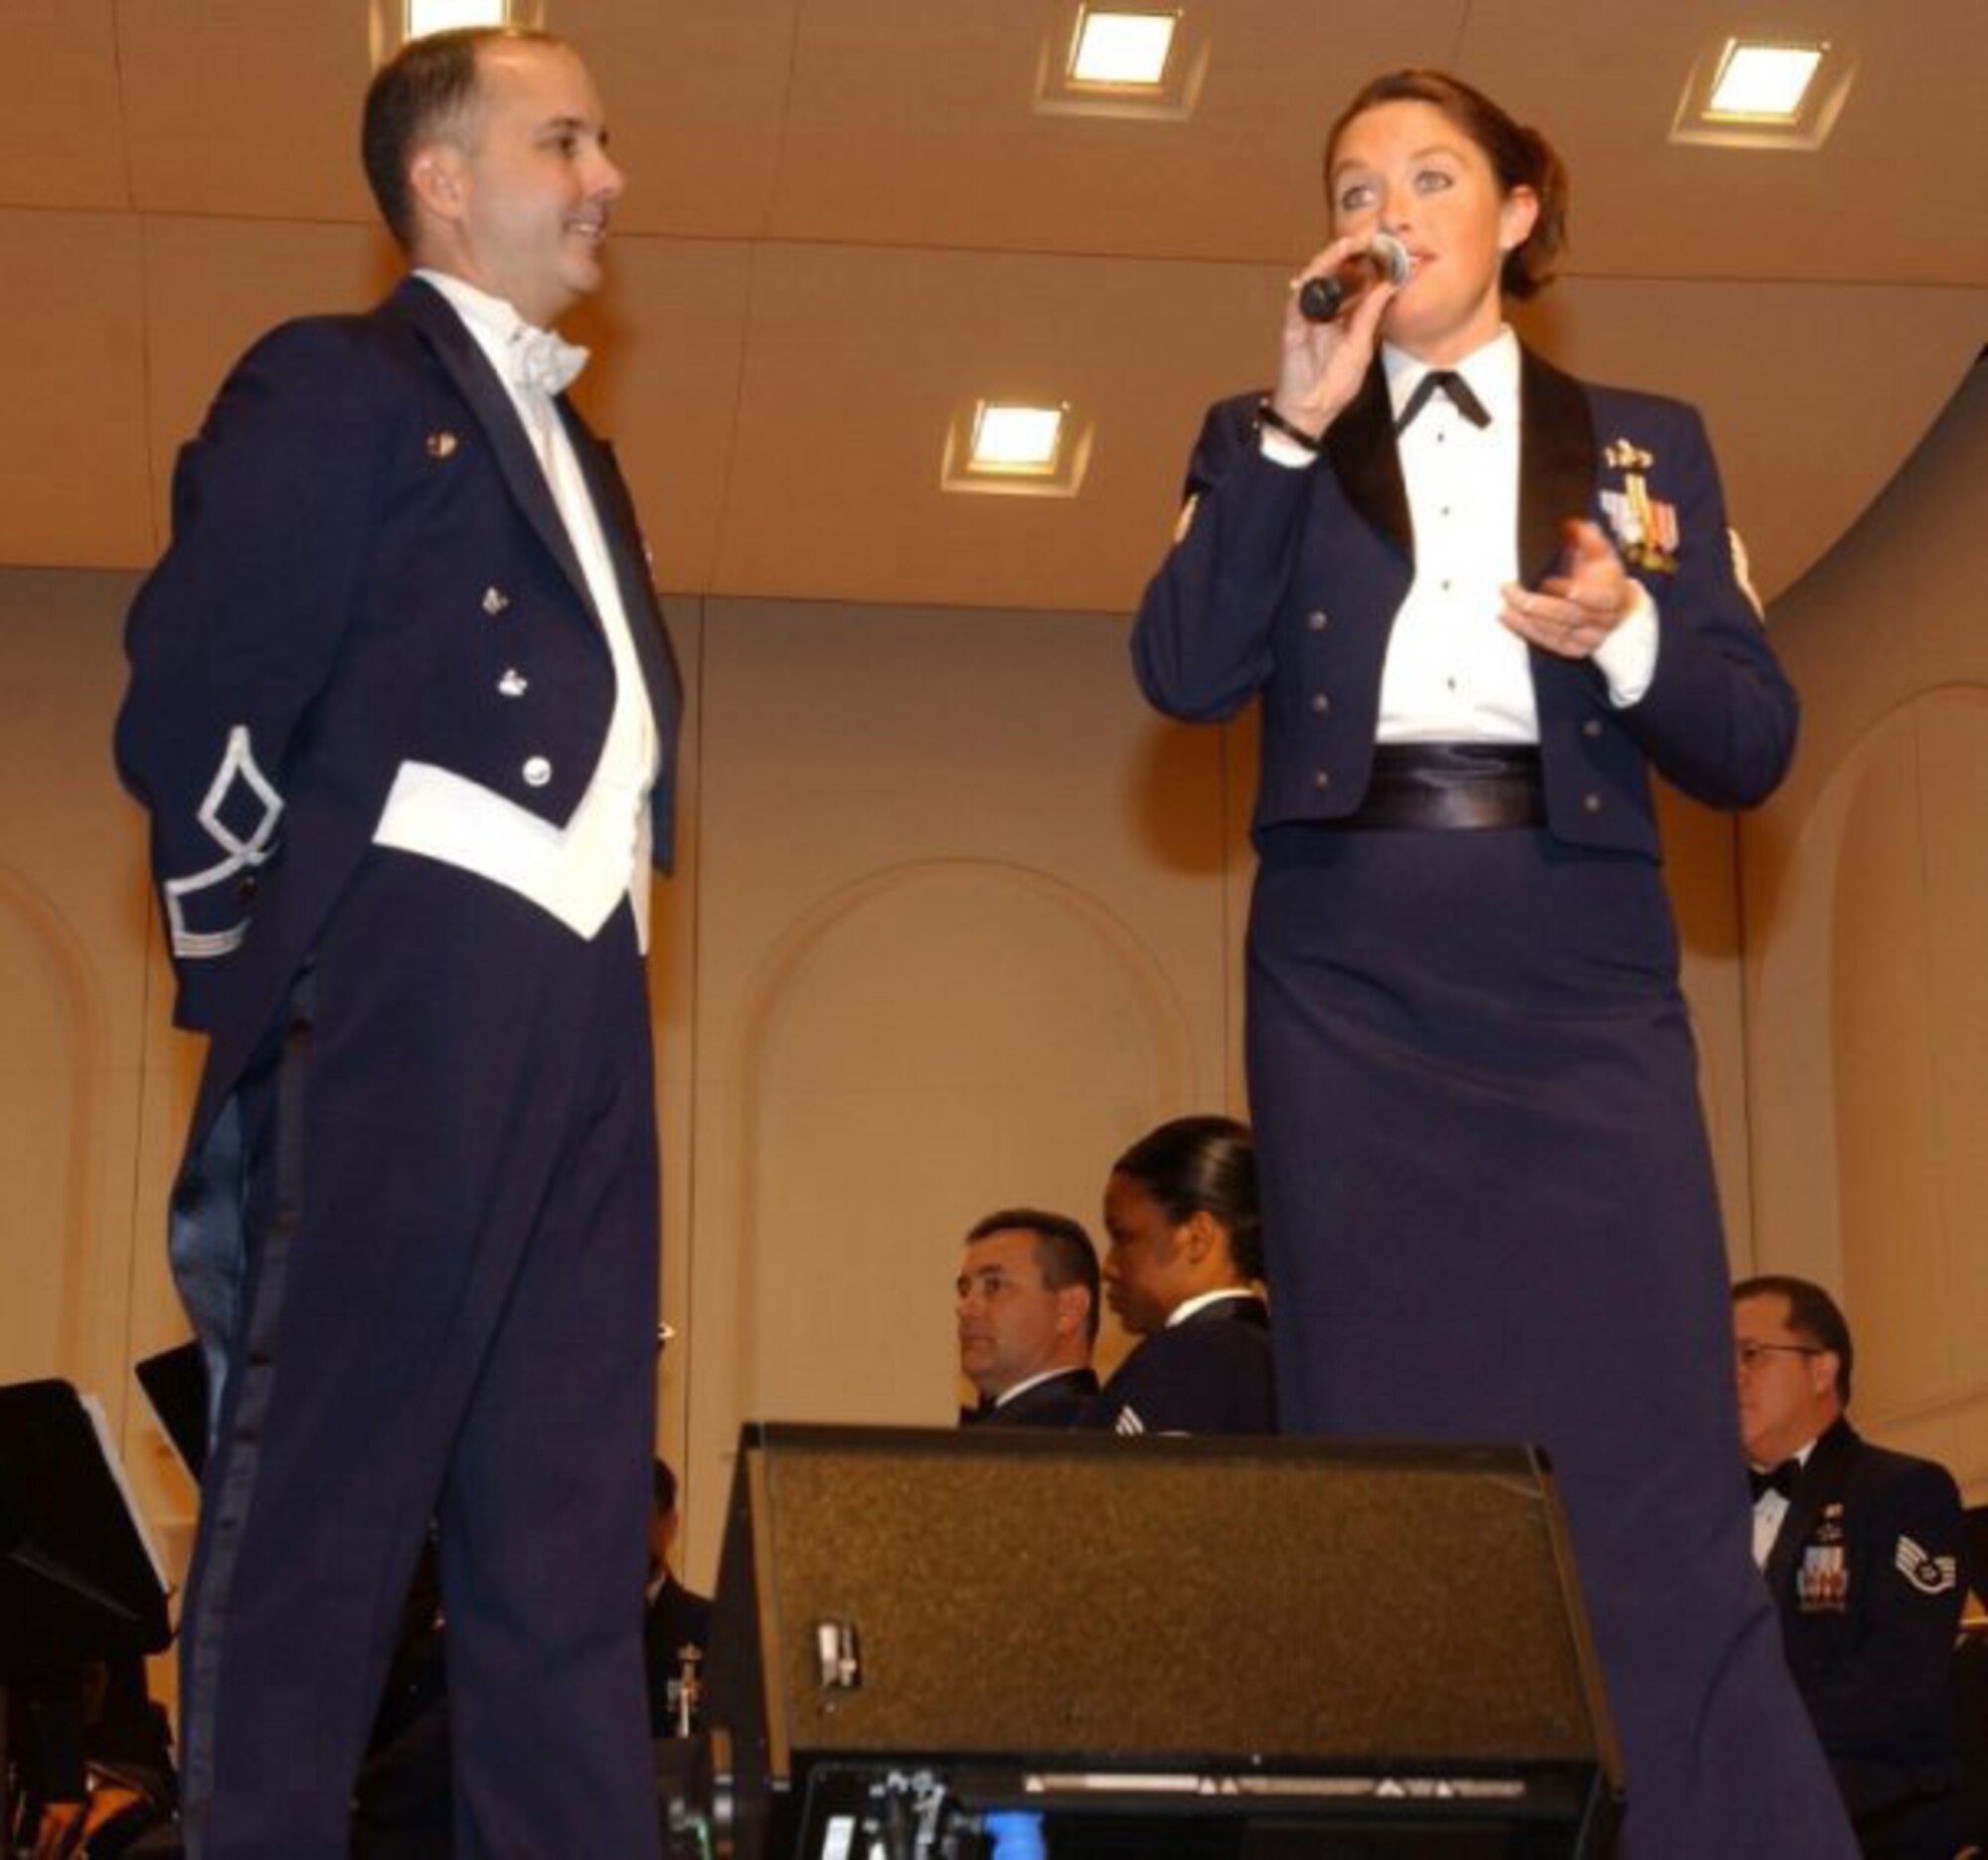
1750,1437,1818,1569
1260,325,1658,740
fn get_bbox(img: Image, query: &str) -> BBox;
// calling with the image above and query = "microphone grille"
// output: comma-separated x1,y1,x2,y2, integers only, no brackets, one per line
1369,232,1412,287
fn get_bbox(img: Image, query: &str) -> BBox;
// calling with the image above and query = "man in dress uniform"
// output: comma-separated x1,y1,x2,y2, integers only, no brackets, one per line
114,26,678,1857
955,1210,1100,1427
1735,1275,1969,1857
644,1458,713,1739
1081,1173,1276,1437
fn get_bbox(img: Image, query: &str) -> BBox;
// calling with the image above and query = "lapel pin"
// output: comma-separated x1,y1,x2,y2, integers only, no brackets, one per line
426,430,460,459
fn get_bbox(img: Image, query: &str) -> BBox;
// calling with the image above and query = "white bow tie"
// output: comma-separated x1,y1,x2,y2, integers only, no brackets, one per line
512,325,589,398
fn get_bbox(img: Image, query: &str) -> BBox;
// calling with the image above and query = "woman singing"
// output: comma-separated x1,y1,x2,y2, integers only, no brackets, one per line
1131,69,1855,1855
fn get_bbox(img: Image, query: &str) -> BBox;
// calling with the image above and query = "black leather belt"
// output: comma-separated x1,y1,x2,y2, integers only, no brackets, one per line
1340,743,1545,830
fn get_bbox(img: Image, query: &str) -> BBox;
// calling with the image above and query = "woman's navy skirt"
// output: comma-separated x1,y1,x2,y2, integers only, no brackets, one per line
1246,820,1855,1858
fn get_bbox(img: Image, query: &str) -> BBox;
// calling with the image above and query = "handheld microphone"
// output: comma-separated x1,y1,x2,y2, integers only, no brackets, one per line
1297,233,1411,323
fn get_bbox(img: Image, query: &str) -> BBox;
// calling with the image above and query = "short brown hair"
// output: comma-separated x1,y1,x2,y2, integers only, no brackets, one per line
361,26,562,250
965,1209,1101,1344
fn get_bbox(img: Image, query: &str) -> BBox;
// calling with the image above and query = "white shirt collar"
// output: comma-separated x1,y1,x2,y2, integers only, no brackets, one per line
993,1364,1087,1409
1750,1434,1822,1479
1165,1286,1257,1329
414,267,577,398
1383,323,1521,427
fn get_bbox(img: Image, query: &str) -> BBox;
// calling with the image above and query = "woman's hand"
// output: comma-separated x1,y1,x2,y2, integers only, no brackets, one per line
1500,519,1634,659
1268,235,1399,440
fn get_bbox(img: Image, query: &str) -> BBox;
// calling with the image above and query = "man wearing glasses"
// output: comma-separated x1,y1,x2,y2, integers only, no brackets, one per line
1733,1274,1970,1858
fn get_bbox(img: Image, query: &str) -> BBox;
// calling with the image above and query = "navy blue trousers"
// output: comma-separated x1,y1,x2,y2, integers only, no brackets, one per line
175,857,662,1859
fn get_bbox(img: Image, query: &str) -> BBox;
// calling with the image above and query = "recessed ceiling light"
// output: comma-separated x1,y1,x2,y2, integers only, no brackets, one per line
407,0,511,38
942,401,1094,499
1707,41,1827,120
1036,2,1206,120
1671,35,1854,150
1070,9,1179,88
969,404,1067,474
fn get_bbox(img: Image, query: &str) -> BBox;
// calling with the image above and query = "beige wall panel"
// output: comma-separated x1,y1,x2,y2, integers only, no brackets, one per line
0,1,128,211
0,570,175,1506
1914,700,1988,1403
562,0,798,240
1458,0,1988,286
1743,363,1988,1497
116,1,375,222
649,597,703,1504
1754,695,1988,1494
0,212,152,568
733,863,1179,1410
1826,717,1947,1414
678,597,1235,1578
765,0,1462,258
1512,280,1988,605
564,240,755,594
139,217,402,552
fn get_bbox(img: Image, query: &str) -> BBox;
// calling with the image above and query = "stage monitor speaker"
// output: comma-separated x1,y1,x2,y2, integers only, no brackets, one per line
701,1424,1621,1858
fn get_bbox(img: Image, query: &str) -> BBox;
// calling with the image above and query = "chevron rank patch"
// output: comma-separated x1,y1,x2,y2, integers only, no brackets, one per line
1895,1536,1958,1597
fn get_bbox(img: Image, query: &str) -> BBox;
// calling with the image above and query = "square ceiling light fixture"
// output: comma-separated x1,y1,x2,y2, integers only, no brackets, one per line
1037,5,1209,120
371,0,543,64
1672,37,1854,149
941,400,1094,498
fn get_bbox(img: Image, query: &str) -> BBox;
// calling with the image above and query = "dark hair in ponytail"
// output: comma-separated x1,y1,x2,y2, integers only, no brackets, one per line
1323,69,1569,300
1112,1115,1262,1281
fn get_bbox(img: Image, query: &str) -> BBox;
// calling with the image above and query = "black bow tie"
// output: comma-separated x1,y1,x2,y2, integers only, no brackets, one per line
1748,1459,1801,1502
1397,369,1492,432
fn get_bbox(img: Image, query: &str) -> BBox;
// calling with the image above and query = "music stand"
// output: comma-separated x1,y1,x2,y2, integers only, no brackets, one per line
0,1379,173,1841
134,1342,209,1483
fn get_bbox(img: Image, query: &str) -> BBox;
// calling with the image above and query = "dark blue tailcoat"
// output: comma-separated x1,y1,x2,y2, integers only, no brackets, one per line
1132,352,1856,1857
116,276,679,1859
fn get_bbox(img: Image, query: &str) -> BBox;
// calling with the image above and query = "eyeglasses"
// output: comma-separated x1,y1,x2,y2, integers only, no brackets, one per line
1734,1340,1823,1371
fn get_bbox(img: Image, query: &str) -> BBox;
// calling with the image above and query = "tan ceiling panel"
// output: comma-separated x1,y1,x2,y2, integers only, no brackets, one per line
564,237,756,592
1458,0,1988,285
561,0,801,239
766,0,1469,259
712,242,1287,610
118,2,376,222
0,1,129,211
140,219,403,554
1512,278,1988,602
0,212,152,569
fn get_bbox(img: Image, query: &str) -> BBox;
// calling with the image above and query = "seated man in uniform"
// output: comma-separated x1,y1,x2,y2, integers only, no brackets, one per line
1735,1273,1969,1858
955,1210,1100,1427
1081,1115,1275,1437
644,1457,712,1739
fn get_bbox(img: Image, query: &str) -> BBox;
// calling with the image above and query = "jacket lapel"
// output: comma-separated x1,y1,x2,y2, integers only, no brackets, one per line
385,275,598,628
1518,345,1595,586
562,416,684,728
1322,359,1412,562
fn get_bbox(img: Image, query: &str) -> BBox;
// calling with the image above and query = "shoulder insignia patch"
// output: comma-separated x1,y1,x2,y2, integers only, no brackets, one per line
1895,1536,1958,1596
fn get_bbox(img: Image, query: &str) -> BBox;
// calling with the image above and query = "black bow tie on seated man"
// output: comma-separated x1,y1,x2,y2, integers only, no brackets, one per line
1748,1459,1803,1503
1396,369,1492,433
